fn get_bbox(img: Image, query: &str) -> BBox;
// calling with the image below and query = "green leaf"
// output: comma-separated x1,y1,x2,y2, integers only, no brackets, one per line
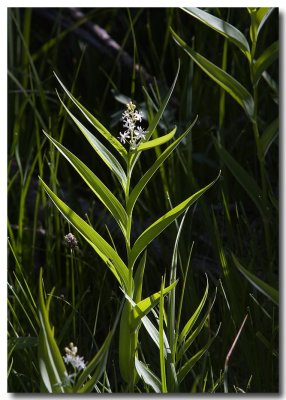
57,93,127,191
122,291,169,358
232,254,279,306
213,138,267,218
38,268,71,393
129,172,221,269
179,277,209,343
135,357,162,393
177,291,217,362
54,72,127,159
171,29,255,121
39,178,130,291
43,131,127,235
127,117,197,216
259,118,278,159
159,277,167,393
249,8,274,42
129,61,180,169
177,324,221,384
137,127,177,151
131,280,178,331
133,251,147,303
253,41,279,85
183,7,250,57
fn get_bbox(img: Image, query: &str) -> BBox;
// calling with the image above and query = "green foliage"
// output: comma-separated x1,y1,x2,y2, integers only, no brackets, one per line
8,7,278,394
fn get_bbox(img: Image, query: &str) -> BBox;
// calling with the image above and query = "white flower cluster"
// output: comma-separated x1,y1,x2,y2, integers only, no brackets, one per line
118,101,147,150
63,342,86,371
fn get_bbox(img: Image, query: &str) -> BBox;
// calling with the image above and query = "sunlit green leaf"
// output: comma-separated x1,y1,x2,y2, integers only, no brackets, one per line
179,277,209,343
38,268,71,393
135,357,161,393
129,61,181,169
39,179,130,291
171,28,255,120
177,291,217,362
133,251,147,303
137,127,177,151
253,41,279,85
57,93,127,191
131,280,178,331
177,324,221,383
129,172,221,269
127,117,197,216
183,7,250,57
43,131,127,235
54,72,127,159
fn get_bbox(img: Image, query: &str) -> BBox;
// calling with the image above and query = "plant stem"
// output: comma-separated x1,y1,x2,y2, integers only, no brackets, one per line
71,249,76,339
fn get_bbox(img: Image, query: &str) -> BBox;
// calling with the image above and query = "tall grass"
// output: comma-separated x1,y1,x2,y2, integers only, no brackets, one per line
8,7,278,393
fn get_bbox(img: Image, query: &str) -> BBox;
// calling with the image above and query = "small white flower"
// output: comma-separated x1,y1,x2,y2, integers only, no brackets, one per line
118,131,130,144
135,126,146,140
134,110,143,122
123,119,135,130
63,342,86,372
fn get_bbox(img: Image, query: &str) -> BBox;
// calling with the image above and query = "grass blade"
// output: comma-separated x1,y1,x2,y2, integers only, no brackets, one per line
232,253,278,305
213,138,267,218
177,324,221,384
159,277,167,393
38,268,71,393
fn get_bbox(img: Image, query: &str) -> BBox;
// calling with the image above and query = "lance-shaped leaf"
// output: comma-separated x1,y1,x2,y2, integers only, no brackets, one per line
135,357,162,393
177,324,221,384
232,253,278,306
57,93,127,191
253,41,279,85
127,117,198,216
43,131,127,235
38,268,72,393
39,178,130,291
183,7,250,57
259,117,278,159
121,291,169,358
171,29,255,121
249,8,274,43
54,72,127,160
179,277,209,344
133,251,147,303
137,127,177,151
131,280,178,331
177,291,217,362
129,172,221,269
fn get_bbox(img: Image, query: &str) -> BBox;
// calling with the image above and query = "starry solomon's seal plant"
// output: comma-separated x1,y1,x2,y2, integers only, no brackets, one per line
38,62,221,392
